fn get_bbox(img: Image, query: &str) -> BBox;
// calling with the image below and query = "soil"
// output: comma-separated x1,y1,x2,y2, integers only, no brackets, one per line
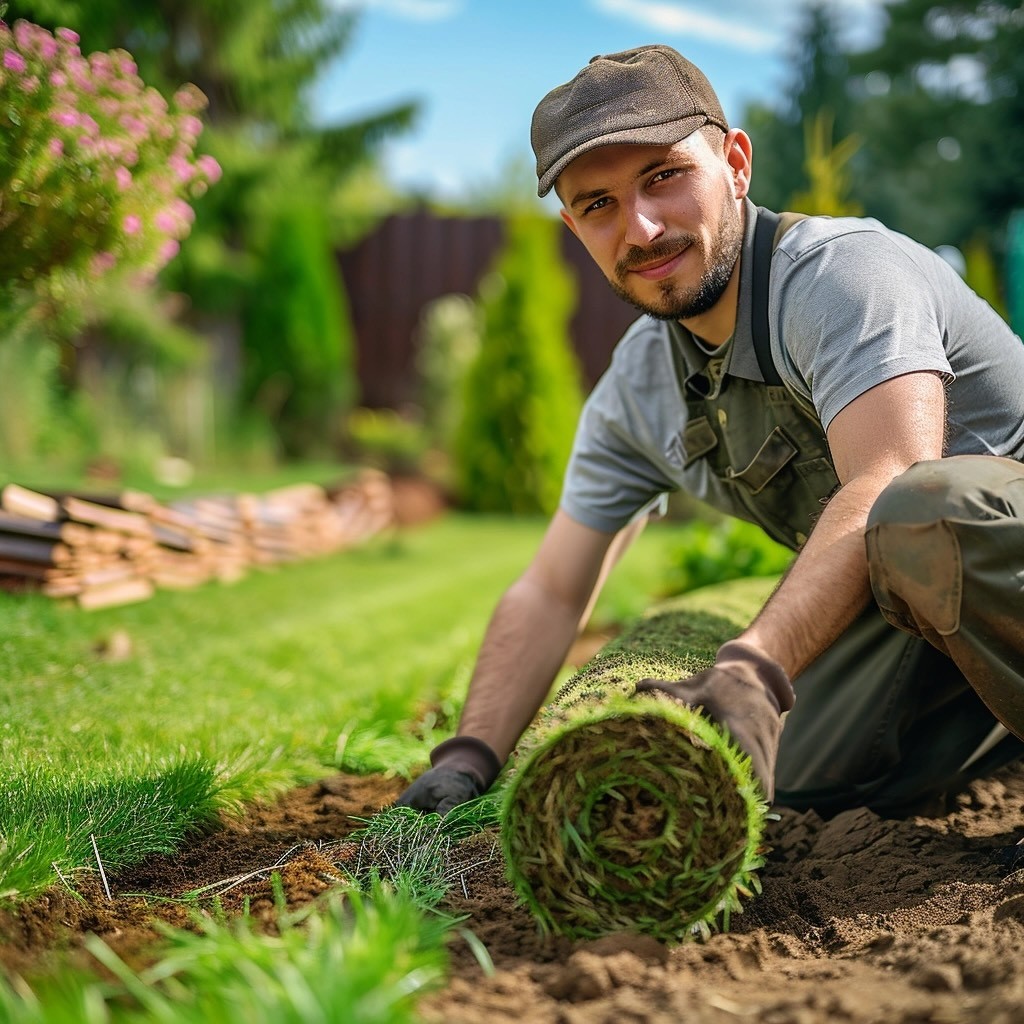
3,761,1024,1022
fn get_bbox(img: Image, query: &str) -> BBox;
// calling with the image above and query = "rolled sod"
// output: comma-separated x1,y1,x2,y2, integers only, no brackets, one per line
501,577,776,943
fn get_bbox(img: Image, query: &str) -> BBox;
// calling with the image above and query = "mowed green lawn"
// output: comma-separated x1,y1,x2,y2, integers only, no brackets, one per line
0,514,686,900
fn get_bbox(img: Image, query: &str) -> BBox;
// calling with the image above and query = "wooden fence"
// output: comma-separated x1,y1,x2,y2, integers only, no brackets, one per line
337,210,640,409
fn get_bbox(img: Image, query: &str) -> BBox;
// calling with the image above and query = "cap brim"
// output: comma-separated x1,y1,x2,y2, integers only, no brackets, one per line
537,114,708,197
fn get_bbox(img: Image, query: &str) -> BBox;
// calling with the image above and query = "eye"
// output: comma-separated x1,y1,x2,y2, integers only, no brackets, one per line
650,167,678,185
583,196,612,215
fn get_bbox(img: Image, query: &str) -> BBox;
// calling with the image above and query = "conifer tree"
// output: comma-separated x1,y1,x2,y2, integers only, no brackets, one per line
455,216,583,515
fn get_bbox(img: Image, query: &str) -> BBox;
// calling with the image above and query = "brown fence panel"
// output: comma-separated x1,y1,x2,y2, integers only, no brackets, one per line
337,211,639,410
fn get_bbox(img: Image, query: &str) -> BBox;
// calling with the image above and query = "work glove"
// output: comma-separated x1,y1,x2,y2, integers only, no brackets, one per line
395,735,503,815
634,639,795,802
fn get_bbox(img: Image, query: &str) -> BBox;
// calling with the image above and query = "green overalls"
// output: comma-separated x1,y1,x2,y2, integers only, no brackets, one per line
671,208,1024,816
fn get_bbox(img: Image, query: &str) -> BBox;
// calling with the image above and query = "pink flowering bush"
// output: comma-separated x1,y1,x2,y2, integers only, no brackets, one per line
0,19,221,293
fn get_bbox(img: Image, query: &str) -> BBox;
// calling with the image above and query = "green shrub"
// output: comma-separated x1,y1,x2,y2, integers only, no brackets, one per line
241,199,356,458
415,293,481,451
454,215,583,514
0,19,217,297
662,518,794,596
344,407,430,475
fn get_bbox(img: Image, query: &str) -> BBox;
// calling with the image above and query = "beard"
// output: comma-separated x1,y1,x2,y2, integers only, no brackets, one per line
609,198,744,322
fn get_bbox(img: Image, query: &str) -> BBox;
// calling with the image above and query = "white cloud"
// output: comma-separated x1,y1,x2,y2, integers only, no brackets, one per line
591,0,892,55
593,0,779,53
329,0,461,21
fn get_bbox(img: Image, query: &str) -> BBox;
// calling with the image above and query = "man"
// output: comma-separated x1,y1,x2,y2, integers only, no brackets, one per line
398,44,1024,817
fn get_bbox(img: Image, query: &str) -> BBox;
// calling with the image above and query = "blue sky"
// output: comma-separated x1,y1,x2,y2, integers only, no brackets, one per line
314,0,889,202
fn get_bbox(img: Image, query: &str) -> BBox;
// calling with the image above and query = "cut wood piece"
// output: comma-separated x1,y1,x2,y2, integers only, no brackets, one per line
61,496,154,538
0,512,93,545
41,578,84,598
0,557,65,580
77,577,154,611
79,563,143,587
1,485,61,522
0,535,71,566
152,523,198,552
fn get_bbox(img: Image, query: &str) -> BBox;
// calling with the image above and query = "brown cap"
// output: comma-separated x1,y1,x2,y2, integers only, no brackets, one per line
531,45,728,197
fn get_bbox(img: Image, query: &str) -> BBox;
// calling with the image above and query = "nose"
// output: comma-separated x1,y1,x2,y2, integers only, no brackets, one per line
622,196,665,247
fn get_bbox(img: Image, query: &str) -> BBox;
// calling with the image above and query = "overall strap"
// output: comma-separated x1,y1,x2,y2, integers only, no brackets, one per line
751,207,783,386
750,208,809,387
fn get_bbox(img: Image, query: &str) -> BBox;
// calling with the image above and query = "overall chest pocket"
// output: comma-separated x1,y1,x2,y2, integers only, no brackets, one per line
683,409,840,551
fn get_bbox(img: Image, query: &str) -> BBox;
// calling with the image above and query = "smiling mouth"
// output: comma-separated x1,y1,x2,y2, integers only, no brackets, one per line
627,246,689,281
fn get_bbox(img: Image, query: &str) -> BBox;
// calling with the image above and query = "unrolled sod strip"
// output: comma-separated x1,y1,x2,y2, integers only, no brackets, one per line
501,579,775,943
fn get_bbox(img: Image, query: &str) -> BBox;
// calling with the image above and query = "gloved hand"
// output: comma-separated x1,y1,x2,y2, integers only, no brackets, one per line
634,639,795,801
395,735,503,815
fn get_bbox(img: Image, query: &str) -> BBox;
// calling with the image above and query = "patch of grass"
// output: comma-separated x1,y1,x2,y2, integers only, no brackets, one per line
345,799,501,911
0,759,222,902
0,517,548,897
0,514,695,900
0,882,447,1024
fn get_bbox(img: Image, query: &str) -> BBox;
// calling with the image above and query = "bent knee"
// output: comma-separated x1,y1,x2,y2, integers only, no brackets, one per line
868,455,1024,530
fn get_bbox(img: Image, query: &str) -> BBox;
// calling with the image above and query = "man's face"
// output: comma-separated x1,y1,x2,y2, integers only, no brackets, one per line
557,130,748,322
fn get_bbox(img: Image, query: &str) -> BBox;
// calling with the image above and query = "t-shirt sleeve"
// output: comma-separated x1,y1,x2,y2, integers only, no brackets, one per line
560,370,676,534
771,227,955,430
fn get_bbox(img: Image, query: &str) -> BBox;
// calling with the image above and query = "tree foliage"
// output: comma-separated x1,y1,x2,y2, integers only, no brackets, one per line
13,0,418,458
850,0,1024,252
746,0,1024,264
745,3,855,213
454,216,583,515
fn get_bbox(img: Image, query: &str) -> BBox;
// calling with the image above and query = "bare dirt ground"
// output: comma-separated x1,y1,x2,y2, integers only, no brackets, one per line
3,761,1024,1023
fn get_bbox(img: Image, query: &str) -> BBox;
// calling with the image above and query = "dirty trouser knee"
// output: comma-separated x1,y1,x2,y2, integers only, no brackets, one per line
865,455,1024,737
775,455,1024,816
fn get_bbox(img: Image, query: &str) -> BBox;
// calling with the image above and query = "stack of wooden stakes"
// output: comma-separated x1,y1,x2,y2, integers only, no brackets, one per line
0,471,396,611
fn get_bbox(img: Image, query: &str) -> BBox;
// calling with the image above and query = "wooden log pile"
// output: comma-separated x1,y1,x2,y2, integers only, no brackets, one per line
0,470,397,610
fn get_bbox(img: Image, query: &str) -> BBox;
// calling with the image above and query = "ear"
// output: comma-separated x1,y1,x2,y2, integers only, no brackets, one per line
559,206,581,240
724,128,753,201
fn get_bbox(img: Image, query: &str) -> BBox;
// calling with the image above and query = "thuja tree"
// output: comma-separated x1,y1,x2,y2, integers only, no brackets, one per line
241,199,354,457
454,215,583,515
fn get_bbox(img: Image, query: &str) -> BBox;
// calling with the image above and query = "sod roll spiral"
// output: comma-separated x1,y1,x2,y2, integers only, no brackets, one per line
501,589,772,943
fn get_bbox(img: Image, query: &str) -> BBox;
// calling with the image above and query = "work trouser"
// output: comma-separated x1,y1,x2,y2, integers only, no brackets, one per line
775,455,1024,817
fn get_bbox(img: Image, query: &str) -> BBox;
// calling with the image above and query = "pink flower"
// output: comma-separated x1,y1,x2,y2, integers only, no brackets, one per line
123,214,141,235
49,70,66,86
158,239,180,265
115,166,132,191
13,21,33,51
171,198,196,225
172,85,206,113
48,138,63,157
168,153,194,183
55,27,80,45
38,35,57,61
52,109,78,128
19,74,39,93
118,113,148,138
196,153,222,184
90,251,116,276
154,210,177,234
179,114,203,139
2,49,26,73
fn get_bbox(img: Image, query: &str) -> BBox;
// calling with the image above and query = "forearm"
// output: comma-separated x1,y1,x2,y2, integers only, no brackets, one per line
456,575,585,761
739,477,879,678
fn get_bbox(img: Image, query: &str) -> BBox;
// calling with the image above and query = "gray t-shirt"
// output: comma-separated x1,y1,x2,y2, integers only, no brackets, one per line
561,204,1024,534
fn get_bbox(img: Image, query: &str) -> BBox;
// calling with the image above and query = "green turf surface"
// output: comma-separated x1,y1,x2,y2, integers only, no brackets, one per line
0,514,691,898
